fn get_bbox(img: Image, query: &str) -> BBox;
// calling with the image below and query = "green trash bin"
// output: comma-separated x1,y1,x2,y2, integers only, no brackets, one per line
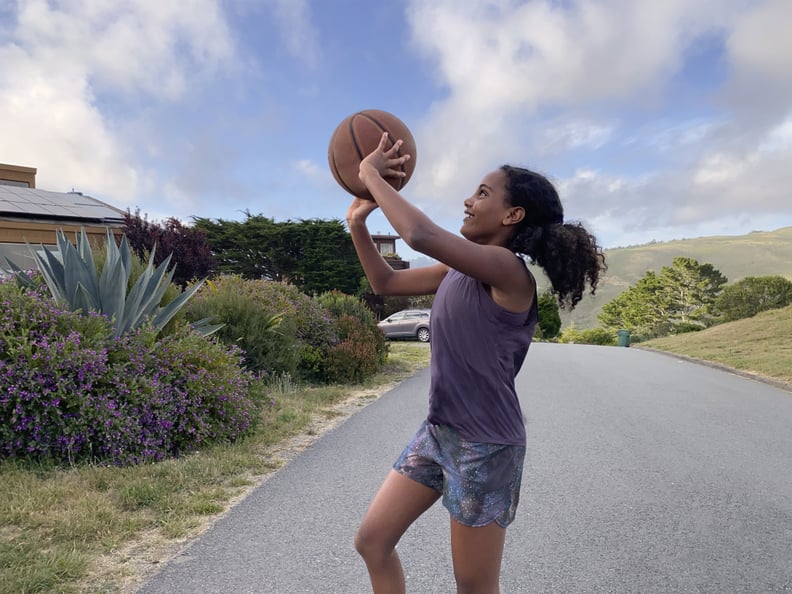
617,329,631,347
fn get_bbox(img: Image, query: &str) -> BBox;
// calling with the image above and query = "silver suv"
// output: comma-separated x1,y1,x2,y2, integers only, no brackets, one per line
377,309,431,342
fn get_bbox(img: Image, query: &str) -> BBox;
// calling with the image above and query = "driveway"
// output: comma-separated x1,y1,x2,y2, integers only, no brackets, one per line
139,343,792,593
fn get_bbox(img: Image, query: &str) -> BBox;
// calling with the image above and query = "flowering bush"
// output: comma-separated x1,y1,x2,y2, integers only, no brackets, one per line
0,282,267,466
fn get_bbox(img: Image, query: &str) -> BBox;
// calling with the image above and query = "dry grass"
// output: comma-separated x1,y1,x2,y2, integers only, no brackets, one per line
641,305,792,387
0,342,430,594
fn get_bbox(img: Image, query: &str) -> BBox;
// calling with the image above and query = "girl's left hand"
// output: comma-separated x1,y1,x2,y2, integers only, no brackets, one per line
359,132,411,186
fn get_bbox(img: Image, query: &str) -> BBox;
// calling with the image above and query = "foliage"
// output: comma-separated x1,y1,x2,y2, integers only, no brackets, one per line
184,276,339,382
0,282,267,466
184,275,300,376
598,271,672,338
322,314,382,383
558,324,616,346
661,257,726,328
598,257,727,338
316,290,388,366
409,294,435,309
715,275,792,322
537,291,561,339
381,295,412,318
315,289,377,325
194,214,364,295
8,228,213,338
124,208,217,287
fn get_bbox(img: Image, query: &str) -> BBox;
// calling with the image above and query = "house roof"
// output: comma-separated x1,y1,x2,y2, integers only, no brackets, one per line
0,185,125,224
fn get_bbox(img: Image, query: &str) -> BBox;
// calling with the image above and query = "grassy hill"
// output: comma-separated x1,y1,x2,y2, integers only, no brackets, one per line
641,304,792,387
529,226,792,329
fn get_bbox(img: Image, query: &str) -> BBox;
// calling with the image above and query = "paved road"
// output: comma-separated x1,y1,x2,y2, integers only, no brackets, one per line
139,343,792,593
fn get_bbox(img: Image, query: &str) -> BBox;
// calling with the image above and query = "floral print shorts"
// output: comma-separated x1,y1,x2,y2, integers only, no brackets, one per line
393,420,526,528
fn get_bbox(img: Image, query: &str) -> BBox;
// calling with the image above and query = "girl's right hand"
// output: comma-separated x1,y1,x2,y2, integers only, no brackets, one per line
346,197,379,226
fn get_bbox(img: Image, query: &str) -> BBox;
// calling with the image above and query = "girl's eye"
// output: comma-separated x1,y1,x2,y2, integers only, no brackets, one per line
478,189,486,197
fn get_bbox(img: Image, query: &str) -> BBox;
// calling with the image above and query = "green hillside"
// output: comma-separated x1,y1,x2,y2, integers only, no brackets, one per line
642,304,792,387
530,226,792,329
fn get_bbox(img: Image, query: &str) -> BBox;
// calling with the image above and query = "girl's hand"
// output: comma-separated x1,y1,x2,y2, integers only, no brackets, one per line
359,132,411,187
346,196,379,226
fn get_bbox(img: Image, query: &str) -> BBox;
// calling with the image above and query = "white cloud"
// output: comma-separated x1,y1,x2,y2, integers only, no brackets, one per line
403,0,792,245
0,0,237,205
292,158,321,178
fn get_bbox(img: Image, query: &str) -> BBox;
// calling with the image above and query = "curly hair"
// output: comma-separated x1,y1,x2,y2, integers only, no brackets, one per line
501,165,606,310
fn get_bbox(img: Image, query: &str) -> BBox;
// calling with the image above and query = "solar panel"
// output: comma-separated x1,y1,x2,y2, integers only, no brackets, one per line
0,185,125,222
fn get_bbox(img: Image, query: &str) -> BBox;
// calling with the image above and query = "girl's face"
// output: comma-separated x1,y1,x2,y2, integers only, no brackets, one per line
461,169,522,244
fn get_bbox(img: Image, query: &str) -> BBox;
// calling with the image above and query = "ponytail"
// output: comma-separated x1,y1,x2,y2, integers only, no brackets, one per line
510,221,605,310
501,165,606,310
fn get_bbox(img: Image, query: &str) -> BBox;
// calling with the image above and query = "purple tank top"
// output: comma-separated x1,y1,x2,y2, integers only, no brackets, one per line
427,266,537,445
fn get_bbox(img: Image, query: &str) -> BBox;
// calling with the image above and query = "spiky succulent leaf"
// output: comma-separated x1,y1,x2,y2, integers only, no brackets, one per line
98,254,128,336
117,233,132,278
128,252,174,323
150,278,205,331
7,259,37,288
35,244,68,303
189,316,224,337
72,282,97,313
62,237,100,306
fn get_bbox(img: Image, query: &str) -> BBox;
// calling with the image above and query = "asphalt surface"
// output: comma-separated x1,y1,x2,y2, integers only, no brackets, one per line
139,343,792,593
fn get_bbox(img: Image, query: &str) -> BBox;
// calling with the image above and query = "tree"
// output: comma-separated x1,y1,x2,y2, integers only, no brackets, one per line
537,291,561,339
194,214,365,295
124,209,216,287
660,257,726,329
599,271,672,338
599,257,727,338
715,276,792,322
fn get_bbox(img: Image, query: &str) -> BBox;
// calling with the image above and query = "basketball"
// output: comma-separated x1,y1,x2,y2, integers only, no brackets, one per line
327,109,417,200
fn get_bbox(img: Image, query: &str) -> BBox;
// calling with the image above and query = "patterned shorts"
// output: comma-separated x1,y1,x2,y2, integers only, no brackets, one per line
393,420,526,528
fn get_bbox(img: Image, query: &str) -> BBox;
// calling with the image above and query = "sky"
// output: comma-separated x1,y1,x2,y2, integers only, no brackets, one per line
2,0,792,261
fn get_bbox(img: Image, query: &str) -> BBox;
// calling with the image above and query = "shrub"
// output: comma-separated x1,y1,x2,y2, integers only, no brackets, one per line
537,291,562,339
671,322,704,335
316,291,388,365
0,282,267,466
322,314,381,383
715,276,792,322
184,275,298,376
184,276,337,381
558,324,616,346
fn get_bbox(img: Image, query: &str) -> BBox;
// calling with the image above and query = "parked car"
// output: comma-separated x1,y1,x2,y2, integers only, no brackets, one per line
377,309,431,342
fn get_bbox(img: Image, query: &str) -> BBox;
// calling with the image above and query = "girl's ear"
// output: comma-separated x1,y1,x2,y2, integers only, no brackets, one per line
503,206,525,227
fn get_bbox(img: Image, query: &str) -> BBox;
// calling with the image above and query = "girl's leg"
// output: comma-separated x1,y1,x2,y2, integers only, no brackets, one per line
355,470,441,594
449,519,506,594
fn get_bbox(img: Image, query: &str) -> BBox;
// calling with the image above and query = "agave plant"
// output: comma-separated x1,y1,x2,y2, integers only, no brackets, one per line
8,228,221,337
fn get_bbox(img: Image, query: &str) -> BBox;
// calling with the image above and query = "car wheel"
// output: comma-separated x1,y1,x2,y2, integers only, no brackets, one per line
416,327,430,342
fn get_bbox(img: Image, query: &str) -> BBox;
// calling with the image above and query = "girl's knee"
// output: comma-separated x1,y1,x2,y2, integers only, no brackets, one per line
354,525,392,563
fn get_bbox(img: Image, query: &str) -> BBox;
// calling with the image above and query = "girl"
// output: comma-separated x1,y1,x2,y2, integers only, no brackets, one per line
348,133,605,594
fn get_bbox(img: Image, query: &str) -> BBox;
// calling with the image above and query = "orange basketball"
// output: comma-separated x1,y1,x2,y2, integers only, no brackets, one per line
328,109,417,200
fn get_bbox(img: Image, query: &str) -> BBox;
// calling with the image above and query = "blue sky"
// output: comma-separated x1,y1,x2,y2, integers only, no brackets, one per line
2,0,792,261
